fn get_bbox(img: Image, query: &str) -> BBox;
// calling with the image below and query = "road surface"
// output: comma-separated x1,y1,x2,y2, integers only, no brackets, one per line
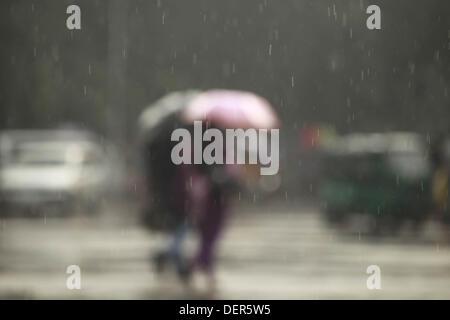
0,200,449,299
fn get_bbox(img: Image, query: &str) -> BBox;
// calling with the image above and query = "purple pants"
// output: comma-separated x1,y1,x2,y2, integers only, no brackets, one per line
195,194,229,272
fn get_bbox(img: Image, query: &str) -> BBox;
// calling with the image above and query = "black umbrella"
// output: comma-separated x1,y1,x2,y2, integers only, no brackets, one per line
137,90,201,145
136,90,201,231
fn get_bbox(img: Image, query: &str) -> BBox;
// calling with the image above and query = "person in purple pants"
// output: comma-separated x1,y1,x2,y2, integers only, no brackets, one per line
171,157,241,291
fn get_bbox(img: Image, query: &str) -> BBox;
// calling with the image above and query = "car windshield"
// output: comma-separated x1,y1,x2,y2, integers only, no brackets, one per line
387,151,430,179
12,142,84,166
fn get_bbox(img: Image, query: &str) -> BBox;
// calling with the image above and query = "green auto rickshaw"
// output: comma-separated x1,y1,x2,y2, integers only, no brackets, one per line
318,132,433,234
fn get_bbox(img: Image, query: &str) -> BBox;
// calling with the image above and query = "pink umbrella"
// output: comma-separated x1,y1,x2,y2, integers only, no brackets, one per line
181,89,279,129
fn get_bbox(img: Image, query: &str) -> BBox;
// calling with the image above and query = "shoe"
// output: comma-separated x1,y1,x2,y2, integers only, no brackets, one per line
153,252,168,274
177,258,193,283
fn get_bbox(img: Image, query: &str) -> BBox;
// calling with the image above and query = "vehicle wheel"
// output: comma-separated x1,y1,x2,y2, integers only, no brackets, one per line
324,207,347,226
410,215,427,235
84,198,102,215
370,214,402,236
0,203,8,218
385,216,403,236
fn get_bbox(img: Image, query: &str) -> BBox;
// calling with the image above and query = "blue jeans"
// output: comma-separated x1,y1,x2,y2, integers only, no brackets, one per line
166,221,190,266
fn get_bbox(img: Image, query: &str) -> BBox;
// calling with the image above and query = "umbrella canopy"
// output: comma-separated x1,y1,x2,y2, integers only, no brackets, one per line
181,89,279,129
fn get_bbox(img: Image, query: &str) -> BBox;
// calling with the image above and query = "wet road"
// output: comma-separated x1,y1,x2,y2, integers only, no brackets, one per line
0,201,449,299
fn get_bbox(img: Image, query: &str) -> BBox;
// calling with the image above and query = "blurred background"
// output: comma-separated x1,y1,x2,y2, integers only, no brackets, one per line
0,0,449,299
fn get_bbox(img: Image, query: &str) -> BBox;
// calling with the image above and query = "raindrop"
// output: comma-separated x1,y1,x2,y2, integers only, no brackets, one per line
409,62,415,74
274,29,279,41
434,50,440,61
258,3,264,13
331,58,337,71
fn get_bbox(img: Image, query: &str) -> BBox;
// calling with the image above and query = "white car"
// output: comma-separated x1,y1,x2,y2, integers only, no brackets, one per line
0,130,117,215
